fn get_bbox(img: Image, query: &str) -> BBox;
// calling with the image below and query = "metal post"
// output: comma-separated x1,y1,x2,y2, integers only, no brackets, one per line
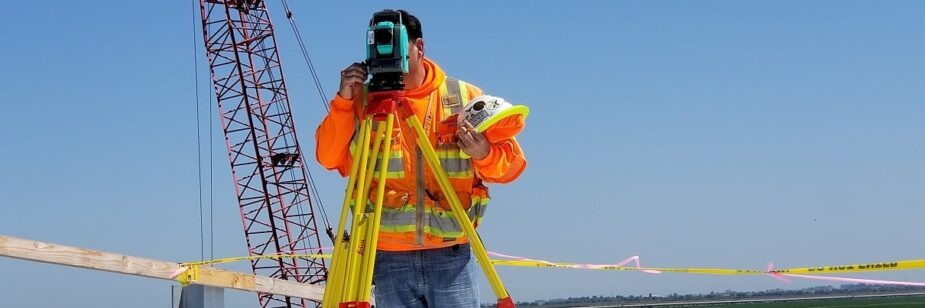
179,285,225,308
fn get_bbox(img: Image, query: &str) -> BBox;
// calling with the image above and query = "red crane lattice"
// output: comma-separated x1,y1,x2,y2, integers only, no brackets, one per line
198,1,327,307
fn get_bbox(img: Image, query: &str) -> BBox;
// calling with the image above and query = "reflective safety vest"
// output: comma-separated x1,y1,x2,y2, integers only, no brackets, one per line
348,77,490,251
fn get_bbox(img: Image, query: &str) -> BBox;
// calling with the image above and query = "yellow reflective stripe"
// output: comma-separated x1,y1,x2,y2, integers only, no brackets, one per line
437,79,478,174
439,79,448,96
349,131,405,178
354,196,491,240
379,208,464,238
436,148,472,177
436,149,464,157
348,144,404,178
445,171,474,178
377,203,490,239
378,204,464,216
372,170,405,178
468,196,488,222
459,80,470,107
436,141,473,177
377,224,416,233
471,195,490,205
424,225,464,239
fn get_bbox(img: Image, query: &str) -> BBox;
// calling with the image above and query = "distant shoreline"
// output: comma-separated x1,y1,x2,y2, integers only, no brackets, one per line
499,284,925,308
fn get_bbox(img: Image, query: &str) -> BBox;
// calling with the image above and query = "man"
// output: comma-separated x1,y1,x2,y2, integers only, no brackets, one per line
315,9,526,307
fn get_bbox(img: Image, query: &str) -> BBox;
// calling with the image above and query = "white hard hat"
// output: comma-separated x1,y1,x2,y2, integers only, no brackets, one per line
458,95,530,133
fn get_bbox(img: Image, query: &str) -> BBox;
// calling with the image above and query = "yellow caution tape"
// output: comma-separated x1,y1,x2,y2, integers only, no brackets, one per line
180,254,925,277
182,253,331,266
770,259,925,275
490,259,764,275
487,258,925,276
175,254,329,285
175,264,200,286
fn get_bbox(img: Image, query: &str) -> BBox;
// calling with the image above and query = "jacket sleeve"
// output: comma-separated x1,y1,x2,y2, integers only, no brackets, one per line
463,83,528,184
473,138,527,183
315,94,357,177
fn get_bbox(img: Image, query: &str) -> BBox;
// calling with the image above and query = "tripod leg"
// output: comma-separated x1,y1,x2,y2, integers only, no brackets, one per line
358,114,395,300
404,115,514,305
343,116,389,302
322,117,372,308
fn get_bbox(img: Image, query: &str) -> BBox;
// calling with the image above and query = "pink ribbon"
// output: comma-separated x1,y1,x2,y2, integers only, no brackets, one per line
487,251,661,274
766,263,791,283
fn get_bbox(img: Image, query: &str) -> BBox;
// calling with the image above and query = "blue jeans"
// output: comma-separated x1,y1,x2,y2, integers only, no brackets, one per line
373,244,479,308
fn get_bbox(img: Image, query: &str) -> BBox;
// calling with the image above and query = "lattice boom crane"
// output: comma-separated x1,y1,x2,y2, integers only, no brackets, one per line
197,0,327,307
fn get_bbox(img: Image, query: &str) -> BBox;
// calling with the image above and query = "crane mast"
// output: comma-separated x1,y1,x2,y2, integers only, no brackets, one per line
197,0,327,307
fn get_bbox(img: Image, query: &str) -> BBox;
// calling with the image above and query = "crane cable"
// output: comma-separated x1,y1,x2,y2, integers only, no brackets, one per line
191,0,211,261
191,0,217,261
280,0,330,113
273,0,335,235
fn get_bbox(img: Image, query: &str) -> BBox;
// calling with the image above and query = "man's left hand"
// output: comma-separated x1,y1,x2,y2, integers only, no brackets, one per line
457,121,490,160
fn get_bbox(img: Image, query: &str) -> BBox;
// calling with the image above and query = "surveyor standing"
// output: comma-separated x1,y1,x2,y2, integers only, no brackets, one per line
315,9,527,308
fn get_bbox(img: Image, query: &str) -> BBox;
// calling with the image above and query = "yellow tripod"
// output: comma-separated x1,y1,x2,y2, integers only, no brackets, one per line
322,90,515,308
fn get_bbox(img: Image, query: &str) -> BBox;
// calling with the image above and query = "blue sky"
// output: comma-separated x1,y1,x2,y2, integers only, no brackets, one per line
1,1,923,307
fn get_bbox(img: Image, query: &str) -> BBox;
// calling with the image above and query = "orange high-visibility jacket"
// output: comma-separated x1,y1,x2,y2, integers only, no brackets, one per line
315,58,527,251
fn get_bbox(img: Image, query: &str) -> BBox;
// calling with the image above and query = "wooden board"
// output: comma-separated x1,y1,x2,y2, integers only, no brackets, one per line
0,234,323,301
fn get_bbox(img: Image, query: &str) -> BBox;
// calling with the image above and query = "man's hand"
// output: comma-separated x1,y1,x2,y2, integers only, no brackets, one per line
457,121,490,160
337,62,367,100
